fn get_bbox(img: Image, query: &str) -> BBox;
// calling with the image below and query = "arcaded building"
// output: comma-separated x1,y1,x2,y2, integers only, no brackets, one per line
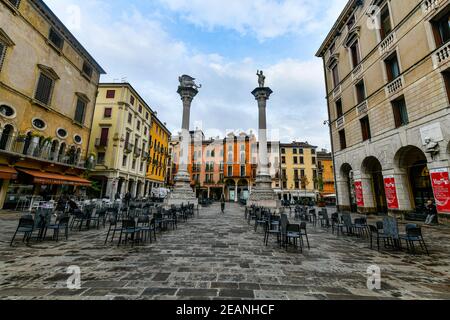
317,0,450,223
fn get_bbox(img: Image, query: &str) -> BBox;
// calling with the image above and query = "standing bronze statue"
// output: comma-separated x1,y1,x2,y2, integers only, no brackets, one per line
257,70,266,88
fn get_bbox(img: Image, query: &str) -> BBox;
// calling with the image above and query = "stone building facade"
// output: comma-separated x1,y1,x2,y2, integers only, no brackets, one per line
317,0,450,223
0,0,105,208
88,83,154,200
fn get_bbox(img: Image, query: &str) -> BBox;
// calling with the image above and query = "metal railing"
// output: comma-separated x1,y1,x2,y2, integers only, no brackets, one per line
0,134,93,169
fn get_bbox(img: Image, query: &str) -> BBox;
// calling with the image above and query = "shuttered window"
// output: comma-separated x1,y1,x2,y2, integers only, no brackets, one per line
100,128,109,146
74,98,86,124
106,90,115,98
34,73,54,105
392,97,409,128
360,116,371,141
104,107,112,118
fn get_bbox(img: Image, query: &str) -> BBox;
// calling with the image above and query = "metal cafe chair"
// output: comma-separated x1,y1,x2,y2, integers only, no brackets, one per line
10,216,35,246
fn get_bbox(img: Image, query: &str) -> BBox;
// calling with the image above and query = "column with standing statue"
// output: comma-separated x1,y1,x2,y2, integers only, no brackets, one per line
247,71,281,211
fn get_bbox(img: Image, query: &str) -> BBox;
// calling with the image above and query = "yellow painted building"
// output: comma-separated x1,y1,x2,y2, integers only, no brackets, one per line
317,150,336,197
280,142,319,202
146,114,170,193
0,0,105,209
88,83,153,199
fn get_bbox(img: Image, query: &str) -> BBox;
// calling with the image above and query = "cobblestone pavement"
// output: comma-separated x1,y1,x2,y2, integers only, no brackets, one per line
0,203,449,300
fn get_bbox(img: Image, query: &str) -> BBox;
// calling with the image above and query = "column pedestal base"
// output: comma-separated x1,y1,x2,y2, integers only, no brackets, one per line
165,172,198,207
247,174,281,212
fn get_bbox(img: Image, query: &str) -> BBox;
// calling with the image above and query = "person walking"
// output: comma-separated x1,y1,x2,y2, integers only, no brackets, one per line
424,199,438,225
124,191,132,208
220,193,225,214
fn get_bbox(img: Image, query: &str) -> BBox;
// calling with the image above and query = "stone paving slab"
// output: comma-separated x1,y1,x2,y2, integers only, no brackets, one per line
0,204,449,300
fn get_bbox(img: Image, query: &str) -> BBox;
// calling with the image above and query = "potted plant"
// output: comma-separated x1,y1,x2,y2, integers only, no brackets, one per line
14,134,28,153
28,132,42,156
40,137,53,159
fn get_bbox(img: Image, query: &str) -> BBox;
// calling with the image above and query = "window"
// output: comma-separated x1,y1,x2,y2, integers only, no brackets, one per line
443,71,450,103
128,113,132,124
300,156,304,165
137,120,141,131
0,104,15,118
335,99,343,118
312,157,317,165
281,148,286,154
355,80,366,104
392,97,409,128
146,112,149,120
293,157,298,164
293,149,297,154
0,41,6,72
7,0,21,8
138,105,143,113
311,149,316,155
379,5,392,40
57,128,68,139
82,61,93,79
350,40,361,68
106,90,115,99
144,127,147,136
32,118,46,130
347,15,355,29
227,165,233,177
100,127,109,146
295,182,300,189
130,96,135,106
332,64,340,88
385,53,400,82
432,10,450,46
74,98,86,125
240,165,246,177
339,129,347,150
48,28,64,50
122,155,127,167
74,134,82,144
93,152,104,166
140,161,144,172
104,108,112,118
360,116,371,141
299,149,304,154
132,159,136,170
35,73,54,105
282,156,286,164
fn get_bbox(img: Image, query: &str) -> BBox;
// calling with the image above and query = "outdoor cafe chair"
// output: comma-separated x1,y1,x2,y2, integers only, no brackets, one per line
368,224,391,251
264,216,281,246
331,213,344,235
285,223,303,253
117,219,142,247
308,209,317,227
137,216,157,243
104,216,123,245
254,210,267,232
299,222,310,250
10,216,34,246
399,224,430,255
353,217,369,238
45,216,70,242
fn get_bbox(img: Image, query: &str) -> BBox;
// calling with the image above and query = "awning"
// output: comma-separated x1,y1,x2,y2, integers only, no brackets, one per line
0,166,18,180
17,169,91,186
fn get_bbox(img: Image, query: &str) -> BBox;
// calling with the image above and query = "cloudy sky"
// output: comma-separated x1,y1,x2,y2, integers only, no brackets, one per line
46,0,347,150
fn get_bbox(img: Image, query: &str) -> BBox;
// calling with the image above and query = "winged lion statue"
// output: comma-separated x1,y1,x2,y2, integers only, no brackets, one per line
179,75,202,89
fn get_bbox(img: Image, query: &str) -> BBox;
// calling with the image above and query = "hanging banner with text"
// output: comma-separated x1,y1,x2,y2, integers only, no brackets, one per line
384,176,399,210
354,181,364,207
430,168,450,213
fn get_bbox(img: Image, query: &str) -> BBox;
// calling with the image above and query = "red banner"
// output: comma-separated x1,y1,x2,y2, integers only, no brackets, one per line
384,176,399,210
430,168,450,213
354,181,364,207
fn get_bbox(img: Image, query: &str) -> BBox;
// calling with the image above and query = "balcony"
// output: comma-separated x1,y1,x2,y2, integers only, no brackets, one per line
142,151,150,161
385,76,404,97
352,64,363,81
356,100,368,115
0,134,93,170
422,0,442,15
332,85,341,99
134,146,142,158
433,41,450,68
95,138,108,148
124,142,134,153
336,116,345,129
379,32,396,56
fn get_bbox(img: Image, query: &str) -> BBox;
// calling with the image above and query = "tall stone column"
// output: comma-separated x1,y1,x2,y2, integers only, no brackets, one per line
166,75,200,206
247,71,281,211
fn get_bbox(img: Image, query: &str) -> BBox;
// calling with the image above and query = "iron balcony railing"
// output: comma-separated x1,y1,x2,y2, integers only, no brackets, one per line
0,134,94,169
124,142,134,153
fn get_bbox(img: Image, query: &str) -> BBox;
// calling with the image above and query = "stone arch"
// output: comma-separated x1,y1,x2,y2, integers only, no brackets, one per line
393,145,432,210
58,142,67,162
361,156,387,213
75,147,82,164
50,140,60,161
